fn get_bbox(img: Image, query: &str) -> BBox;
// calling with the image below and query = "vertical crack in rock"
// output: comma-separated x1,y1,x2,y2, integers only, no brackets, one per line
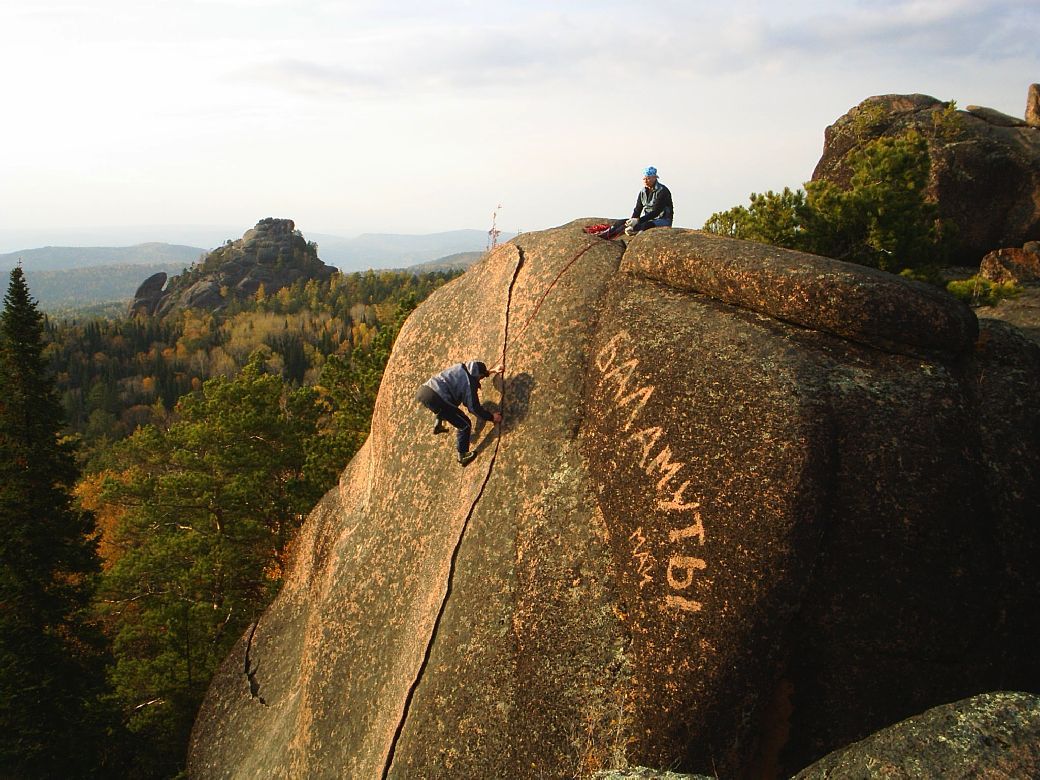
509,240,598,348
381,248,526,780
243,620,267,706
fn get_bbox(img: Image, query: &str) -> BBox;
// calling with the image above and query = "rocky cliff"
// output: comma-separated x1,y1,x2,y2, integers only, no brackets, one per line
811,89,1040,265
188,222,1040,778
129,218,335,317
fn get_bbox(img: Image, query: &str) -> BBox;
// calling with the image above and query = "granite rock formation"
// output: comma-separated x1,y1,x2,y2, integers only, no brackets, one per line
794,692,1040,779
964,104,1028,127
129,218,335,317
811,91,1040,265
1027,83,1040,128
128,270,170,317
980,244,1040,285
188,222,1040,779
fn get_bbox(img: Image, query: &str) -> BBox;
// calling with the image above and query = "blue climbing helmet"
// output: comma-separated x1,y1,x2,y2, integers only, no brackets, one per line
643,166,658,177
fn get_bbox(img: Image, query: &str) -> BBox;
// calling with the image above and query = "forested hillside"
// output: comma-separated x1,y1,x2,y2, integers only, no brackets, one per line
49,268,456,456
0,263,461,777
0,242,204,271
25,262,188,311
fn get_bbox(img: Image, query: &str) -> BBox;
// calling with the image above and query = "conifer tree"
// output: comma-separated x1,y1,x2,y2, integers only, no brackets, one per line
703,130,947,272
0,266,110,775
97,349,325,774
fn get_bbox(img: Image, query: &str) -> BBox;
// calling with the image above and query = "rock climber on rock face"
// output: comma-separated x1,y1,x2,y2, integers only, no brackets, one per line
416,360,504,466
625,166,674,235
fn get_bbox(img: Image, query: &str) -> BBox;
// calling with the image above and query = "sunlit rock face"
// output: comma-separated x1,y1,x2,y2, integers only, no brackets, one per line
189,223,1040,779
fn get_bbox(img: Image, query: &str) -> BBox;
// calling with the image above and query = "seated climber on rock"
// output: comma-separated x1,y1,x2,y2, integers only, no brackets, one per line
416,360,503,466
625,166,674,235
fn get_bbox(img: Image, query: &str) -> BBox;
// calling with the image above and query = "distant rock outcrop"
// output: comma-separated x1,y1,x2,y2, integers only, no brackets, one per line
188,223,1040,779
129,218,335,317
128,271,168,317
812,91,1040,265
794,692,1040,779
1027,83,1040,128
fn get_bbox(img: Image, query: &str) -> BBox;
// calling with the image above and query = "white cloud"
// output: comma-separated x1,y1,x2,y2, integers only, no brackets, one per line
234,59,388,97
1,0,1037,237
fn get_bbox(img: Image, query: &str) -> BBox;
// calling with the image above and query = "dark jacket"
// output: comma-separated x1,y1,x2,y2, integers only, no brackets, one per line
423,361,495,422
632,181,674,225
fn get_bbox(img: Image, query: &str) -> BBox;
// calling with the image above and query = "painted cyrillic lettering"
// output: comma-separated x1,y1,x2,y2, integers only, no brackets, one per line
658,480,699,513
595,331,630,373
666,555,706,591
669,512,706,546
619,385,654,431
627,426,663,469
663,594,703,613
647,444,683,491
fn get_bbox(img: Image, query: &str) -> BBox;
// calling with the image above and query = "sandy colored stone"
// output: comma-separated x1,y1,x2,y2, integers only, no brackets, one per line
966,105,1028,127
189,223,1040,779
621,228,977,355
980,246,1040,284
1027,83,1040,128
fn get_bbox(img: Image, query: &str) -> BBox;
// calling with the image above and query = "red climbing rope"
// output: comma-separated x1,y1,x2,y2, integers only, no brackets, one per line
506,239,600,357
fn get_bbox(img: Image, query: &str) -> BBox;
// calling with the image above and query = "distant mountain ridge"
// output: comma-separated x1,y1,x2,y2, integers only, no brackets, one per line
23,263,188,313
0,243,205,272
400,251,484,273
311,229,516,270
1,229,515,274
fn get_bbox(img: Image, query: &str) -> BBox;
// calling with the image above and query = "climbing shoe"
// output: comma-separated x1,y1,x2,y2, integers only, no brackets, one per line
433,420,447,435
458,451,476,466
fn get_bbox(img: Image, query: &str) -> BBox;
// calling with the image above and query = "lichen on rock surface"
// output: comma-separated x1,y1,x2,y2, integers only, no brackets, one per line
793,692,1040,779
188,222,1040,779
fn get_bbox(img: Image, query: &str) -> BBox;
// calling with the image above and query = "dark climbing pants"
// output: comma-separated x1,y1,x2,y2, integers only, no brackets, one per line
416,385,471,455
633,216,671,232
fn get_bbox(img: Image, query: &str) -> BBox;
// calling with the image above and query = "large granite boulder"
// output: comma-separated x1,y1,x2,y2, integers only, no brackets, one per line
794,692,1040,779
811,91,1040,265
188,223,1040,779
144,218,336,317
128,271,168,317
980,245,1040,285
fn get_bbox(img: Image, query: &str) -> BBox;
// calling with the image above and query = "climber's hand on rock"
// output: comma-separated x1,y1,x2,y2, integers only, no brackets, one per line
492,412,503,424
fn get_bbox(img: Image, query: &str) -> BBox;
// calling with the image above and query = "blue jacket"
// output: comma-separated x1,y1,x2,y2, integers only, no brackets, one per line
423,361,495,422
632,181,674,225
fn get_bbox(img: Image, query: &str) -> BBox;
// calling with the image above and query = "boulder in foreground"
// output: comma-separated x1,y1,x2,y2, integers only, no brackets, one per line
794,692,1040,779
189,223,1040,779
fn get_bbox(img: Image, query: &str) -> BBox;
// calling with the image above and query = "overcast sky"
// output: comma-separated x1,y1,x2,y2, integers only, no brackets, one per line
1,0,1037,249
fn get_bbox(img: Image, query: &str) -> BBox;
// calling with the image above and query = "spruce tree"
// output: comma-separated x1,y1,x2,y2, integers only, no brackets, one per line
0,266,110,775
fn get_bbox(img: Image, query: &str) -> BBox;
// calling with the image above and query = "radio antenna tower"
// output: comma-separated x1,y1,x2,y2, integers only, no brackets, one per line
488,204,502,252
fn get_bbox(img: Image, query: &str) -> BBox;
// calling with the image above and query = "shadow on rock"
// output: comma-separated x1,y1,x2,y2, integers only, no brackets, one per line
471,372,534,457
500,371,534,434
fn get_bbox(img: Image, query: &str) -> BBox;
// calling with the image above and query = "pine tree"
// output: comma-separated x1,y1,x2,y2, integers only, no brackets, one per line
703,130,947,273
97,349,325,774
0,266,111,775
